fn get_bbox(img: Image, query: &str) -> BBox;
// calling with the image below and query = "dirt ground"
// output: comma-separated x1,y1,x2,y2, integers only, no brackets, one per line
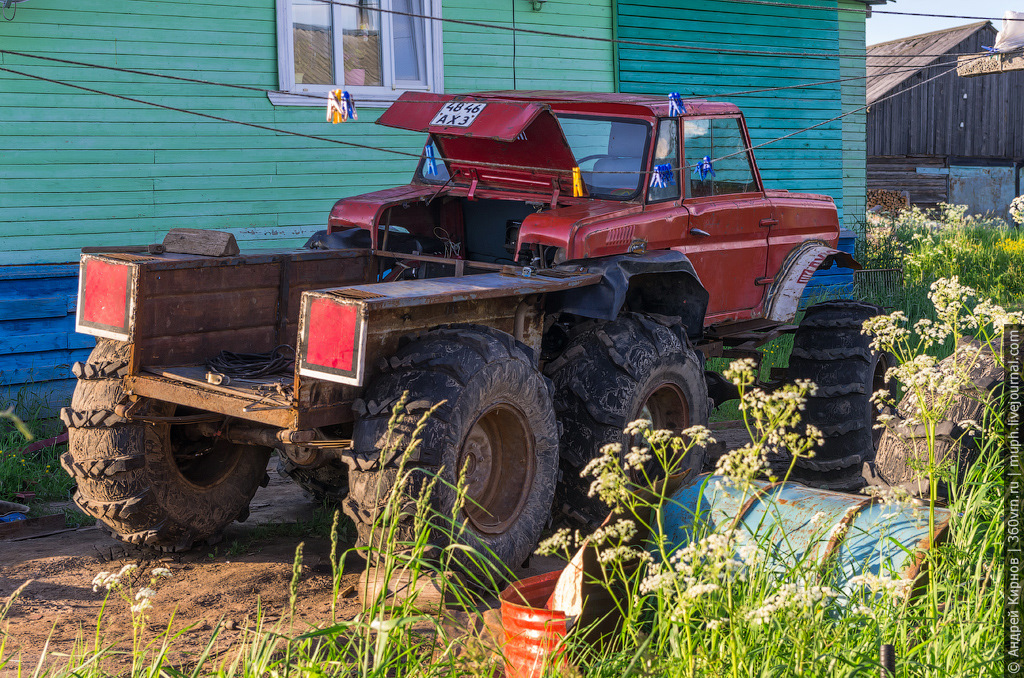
0,423,752,673
0,462,566,674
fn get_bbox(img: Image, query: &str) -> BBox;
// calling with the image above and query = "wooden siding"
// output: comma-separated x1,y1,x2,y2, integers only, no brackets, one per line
866,27,1024,160
0,0,613,268
838,0,866,232
615,0,846,220
0,0,612,405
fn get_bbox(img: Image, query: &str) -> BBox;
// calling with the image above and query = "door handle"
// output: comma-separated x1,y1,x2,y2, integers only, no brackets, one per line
689,228,711,237
759,218,778,228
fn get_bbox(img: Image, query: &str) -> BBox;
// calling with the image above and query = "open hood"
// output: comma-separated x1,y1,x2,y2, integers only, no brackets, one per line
377,92,581,196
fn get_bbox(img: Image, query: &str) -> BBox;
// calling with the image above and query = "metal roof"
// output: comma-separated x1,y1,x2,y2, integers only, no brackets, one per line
866,21,995,104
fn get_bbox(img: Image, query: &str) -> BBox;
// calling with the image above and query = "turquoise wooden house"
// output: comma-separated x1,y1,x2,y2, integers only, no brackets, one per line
0,0,877,413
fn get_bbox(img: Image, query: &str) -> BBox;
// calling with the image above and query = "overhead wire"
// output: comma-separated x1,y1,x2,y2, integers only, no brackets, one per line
0,50,990,181
722,0,1024,22
0,46,976,110
307,0,1010,60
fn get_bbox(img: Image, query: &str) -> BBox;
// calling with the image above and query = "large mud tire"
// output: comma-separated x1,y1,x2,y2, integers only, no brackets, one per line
547,313,711,527
345,326,558,575
873,340,1003,498
62,340,272,551
786,300,895,491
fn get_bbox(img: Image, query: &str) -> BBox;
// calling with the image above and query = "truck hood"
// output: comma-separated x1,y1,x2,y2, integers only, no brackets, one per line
377,92,581,197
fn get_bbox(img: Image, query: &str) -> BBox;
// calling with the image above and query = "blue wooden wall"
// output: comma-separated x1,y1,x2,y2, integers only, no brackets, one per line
0,265,95,414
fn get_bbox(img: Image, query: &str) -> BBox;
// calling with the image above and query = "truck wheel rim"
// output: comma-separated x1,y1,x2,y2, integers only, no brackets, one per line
638,382,691,432
459,404,535,536
168,419,246,489
635,383,692,474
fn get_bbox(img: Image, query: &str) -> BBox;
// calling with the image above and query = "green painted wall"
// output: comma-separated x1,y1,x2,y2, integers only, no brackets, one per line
615,0,848,221
838,0,867,232
0,0,613,267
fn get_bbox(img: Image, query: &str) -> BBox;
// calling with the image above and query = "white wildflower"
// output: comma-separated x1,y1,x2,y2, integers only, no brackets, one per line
714,444,766,487
861,312,909,351
135,587,157,601
592,519,637,545
151,567,172,578
847,573,912,599
624,419,652,436
706,618,728,630
681,425,715,448
130,598,152,615
809,511,828,527
623,446,652,471
681,582,720,601
535,528,577,556
723,358,757,388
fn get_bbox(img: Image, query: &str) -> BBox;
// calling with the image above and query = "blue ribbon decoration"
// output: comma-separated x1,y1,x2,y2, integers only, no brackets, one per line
668,92,686,116
693,155,715,181
343,91,357,120
424,142,438,176
650,163,675,189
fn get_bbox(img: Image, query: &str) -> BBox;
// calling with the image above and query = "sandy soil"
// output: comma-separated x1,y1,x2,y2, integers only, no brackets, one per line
0,462,571,674
0,465,364,672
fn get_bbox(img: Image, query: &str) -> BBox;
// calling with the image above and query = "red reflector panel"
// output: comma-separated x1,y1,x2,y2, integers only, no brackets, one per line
299,297,365,385
78,258,133,337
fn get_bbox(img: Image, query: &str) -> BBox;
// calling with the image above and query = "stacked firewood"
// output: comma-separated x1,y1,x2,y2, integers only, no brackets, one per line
867,189,910,214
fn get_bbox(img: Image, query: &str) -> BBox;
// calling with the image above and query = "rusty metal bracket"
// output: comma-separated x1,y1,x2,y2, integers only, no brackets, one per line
113,396,224,425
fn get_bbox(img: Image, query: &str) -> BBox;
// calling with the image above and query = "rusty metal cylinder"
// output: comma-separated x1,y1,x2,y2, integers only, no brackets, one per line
499,570,568,678
659,475,951,595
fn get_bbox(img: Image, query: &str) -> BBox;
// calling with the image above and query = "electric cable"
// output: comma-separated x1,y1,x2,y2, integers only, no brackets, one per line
309,0,1021,60
206,345,296,379
0,50,1000,181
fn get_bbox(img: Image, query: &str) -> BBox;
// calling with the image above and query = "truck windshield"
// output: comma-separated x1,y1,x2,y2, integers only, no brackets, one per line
556,115,650,200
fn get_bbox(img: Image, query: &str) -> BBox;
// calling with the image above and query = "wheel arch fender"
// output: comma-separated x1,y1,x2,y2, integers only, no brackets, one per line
763,240,861,323
548,251,709,340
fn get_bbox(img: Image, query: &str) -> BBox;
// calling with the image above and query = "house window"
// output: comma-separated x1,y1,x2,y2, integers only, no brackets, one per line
273,0,443,106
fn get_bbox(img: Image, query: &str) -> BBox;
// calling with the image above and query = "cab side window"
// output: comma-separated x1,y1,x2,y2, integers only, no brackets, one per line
647,118,680,203
684,117,759,198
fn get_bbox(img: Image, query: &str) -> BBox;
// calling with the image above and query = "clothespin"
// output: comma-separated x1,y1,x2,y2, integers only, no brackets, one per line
693,155,715,181
650,163,675,189
327,90,358,123
572,167,583,198
327,89,345,123
424,142,438,176
668,92,685,116
343,91,357,120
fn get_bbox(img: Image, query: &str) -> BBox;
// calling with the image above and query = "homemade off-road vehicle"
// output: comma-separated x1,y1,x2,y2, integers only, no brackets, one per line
63,91,887,568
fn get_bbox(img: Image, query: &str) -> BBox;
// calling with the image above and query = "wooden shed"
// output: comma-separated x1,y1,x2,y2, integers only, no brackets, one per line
866,22,1024,214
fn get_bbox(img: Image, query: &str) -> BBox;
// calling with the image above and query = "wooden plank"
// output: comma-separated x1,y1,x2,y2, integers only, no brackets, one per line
162,228,240,257
958,52,1024,77
0,297,68,322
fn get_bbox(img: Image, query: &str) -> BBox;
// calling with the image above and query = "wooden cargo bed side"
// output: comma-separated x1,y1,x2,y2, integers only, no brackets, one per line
131,249,373,369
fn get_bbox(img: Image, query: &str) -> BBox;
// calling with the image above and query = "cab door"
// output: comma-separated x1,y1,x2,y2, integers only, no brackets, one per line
677,116,772,320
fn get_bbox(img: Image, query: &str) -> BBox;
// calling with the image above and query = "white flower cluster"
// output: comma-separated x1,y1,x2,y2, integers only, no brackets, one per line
1010,194,1024,225
847,573,912,600
91,563,138,592
714,444,767,487
582,443,630,506
743,583,838,626
535,527,580,557
861,312,909,352
131,586,157,615
640,530,746,598
592,519,637,545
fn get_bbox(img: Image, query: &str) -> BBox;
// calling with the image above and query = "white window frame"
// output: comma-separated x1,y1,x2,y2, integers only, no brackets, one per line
271,0,444,107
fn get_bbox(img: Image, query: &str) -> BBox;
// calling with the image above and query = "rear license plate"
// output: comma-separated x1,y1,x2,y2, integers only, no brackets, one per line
430,102,486,128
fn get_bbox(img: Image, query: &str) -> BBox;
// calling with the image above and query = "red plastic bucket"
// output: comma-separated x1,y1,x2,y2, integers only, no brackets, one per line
500,570,568,678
